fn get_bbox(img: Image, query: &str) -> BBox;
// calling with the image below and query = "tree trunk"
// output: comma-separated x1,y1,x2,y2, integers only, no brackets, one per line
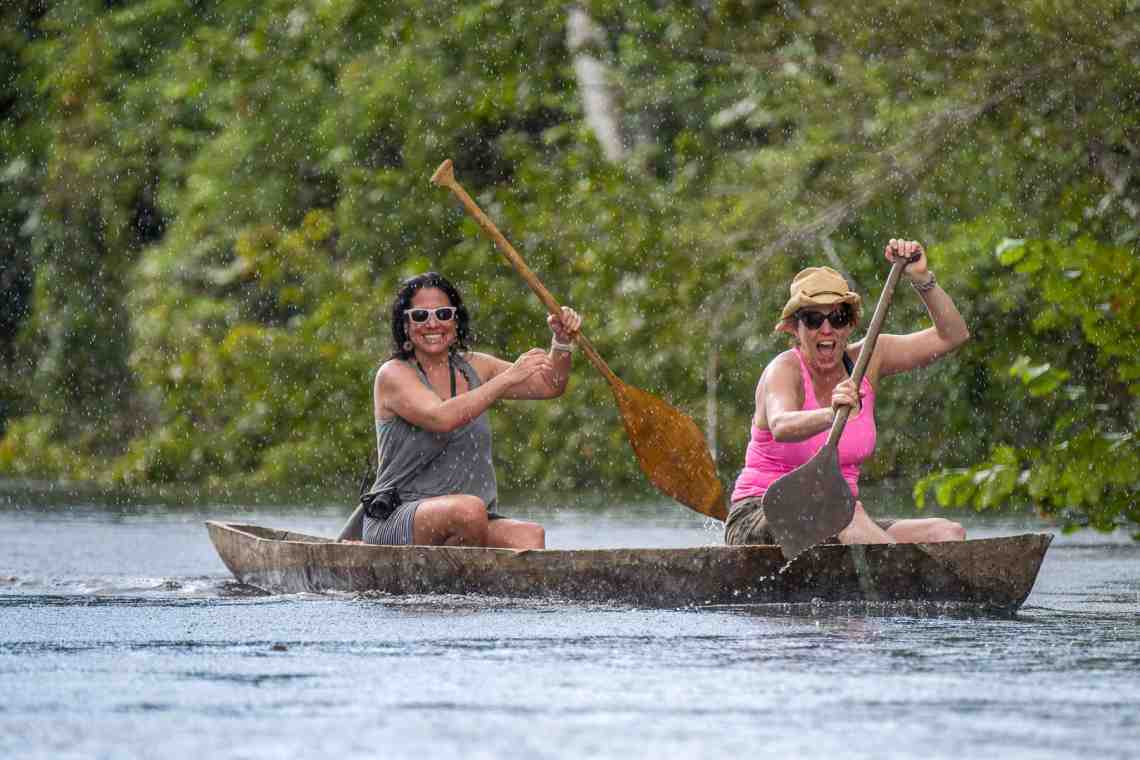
567,7,626,162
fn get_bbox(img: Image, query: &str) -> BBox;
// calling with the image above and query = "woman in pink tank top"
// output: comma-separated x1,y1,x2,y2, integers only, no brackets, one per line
726,240,972,547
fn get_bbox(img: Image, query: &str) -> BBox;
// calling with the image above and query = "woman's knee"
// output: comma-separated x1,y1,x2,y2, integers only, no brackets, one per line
523,522,545,549
416,495,489,545
446,496,489,543
840,503,895,545
450,495,488,524
919,518,966,542
933,519,966,542
888,517,966,543
487,519,545,550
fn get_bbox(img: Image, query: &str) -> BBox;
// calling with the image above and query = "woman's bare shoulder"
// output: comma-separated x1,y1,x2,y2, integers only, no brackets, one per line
373,359,415,420
761,348,800,380
375,358,415,385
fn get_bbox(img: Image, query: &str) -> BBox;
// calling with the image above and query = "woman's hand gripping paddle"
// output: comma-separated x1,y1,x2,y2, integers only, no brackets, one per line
761,255,911,561
431,159,727,521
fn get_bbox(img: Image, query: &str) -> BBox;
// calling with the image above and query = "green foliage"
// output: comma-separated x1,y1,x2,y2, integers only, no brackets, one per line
0,1,48,434
915,235,1139,533
0,0,1137,535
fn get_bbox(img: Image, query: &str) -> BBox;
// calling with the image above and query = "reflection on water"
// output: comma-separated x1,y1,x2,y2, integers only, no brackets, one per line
1,486,1138,760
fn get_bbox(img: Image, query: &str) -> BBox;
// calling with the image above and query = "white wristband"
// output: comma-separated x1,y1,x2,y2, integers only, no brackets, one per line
551,336,575,353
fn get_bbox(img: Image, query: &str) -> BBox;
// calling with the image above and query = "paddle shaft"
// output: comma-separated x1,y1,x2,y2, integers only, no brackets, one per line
337,503,364,541
430,159,727,520
430,161,620,388
824,257,909,448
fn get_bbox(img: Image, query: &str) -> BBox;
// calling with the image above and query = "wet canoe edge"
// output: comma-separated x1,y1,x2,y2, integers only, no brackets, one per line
206,521,1052,615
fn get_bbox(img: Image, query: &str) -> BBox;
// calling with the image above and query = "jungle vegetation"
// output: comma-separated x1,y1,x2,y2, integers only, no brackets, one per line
1,0,1136,533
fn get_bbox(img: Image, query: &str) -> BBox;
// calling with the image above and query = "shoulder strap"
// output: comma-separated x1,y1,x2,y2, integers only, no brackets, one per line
450,352,482,389
359,442,378,499
791,346,814,396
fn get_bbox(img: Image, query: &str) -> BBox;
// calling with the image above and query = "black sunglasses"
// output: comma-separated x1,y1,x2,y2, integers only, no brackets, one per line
795,307,853,330
404,306,458,323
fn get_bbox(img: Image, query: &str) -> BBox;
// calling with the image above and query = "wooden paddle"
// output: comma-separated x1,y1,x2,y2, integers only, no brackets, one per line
430,159,727,520
762,255,911,561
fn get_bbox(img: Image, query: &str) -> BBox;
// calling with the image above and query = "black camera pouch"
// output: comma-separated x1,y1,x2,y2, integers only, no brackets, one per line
361,488,401,521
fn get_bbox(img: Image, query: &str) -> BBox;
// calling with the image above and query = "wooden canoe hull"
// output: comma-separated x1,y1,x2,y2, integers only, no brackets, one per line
206,521,1052,613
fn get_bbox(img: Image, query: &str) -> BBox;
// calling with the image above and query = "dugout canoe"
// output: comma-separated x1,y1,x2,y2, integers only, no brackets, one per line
206,521,1052,613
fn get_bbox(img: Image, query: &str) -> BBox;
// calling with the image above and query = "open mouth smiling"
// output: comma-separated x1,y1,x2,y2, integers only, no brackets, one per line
816,339,838,357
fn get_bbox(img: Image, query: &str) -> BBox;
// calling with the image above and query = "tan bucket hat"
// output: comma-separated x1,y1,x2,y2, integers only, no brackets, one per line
779,266,862,320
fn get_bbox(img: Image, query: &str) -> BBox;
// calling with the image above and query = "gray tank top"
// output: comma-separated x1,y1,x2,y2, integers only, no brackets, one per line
366,353,497,510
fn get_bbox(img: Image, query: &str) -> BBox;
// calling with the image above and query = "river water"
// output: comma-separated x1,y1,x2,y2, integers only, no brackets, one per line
1,487,1137,760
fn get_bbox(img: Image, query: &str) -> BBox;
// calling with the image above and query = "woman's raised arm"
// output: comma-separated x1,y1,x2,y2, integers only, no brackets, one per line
866,239,970,378
377,350,550,433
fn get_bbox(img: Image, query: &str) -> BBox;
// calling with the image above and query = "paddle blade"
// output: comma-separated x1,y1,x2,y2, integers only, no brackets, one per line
762,445,855,560
611,381,727,521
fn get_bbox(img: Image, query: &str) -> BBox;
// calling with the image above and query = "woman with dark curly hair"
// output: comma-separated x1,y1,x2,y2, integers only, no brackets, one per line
353,271,581,548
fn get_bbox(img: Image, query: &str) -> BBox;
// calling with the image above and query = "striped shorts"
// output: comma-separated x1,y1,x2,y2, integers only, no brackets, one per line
361,500,508,546
725,496,895,546
362,501,420,545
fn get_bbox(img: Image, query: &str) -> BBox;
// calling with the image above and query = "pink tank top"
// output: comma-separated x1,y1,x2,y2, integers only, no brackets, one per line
731,347,876,503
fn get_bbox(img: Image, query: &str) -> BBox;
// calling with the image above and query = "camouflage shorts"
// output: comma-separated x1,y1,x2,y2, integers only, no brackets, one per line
724,496,895,546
